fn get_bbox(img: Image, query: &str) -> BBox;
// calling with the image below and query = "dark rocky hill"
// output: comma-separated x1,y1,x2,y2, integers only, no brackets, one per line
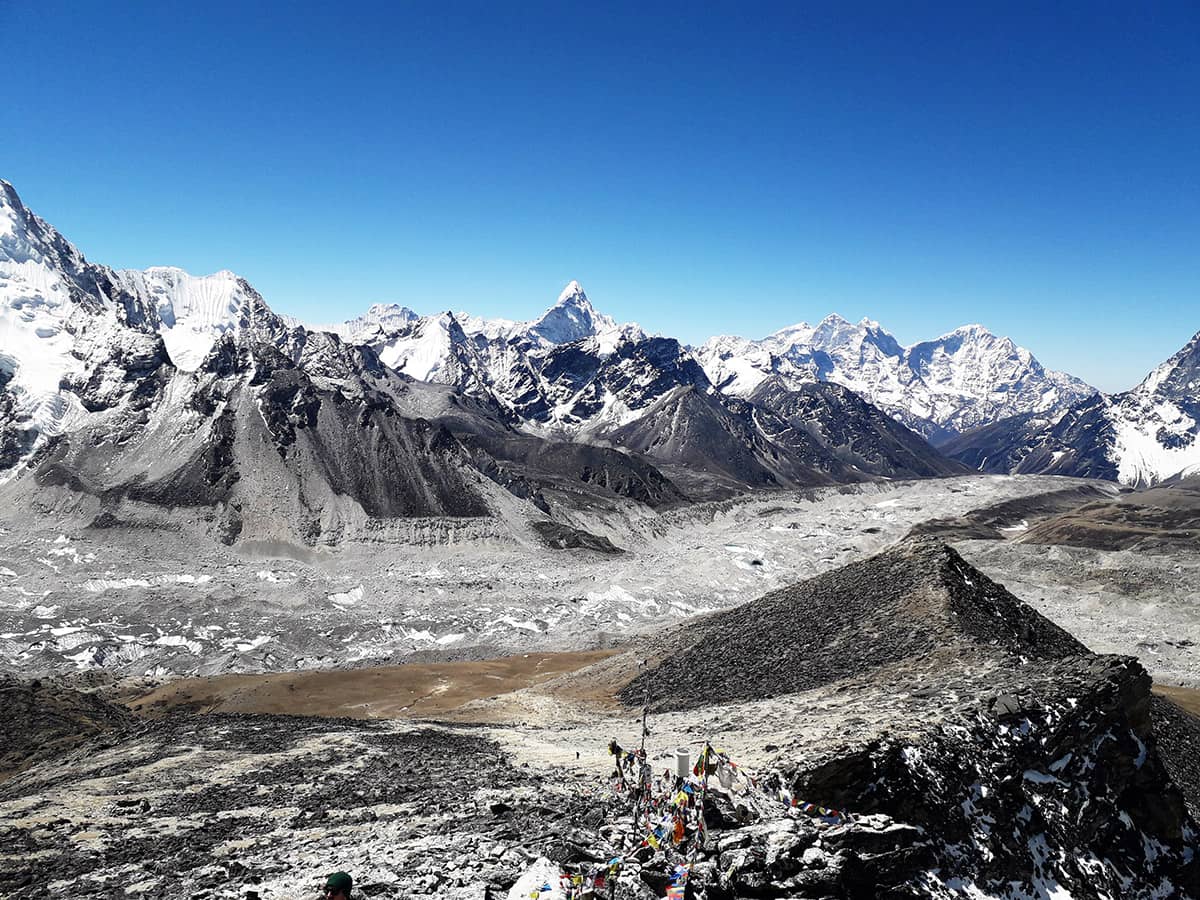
749,378,968,479
619,538,1086,711
602,538,1200,898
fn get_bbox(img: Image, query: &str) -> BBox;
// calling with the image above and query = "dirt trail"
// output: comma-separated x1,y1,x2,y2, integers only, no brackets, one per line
129,649,621,719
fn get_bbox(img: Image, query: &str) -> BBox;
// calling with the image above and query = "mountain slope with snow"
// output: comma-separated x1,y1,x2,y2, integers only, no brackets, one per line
0,180,173,467
0,176,1077,521
944,329,1200,486
696,315,1095,442
113,267,286,371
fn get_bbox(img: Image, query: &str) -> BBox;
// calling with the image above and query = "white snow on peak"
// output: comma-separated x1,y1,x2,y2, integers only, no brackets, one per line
1098,328,1200,485
376,311,467,381
1111,408,1200,487
0,180,287,465
1133,329,1200,397
114,266,271,371
455,311,520,341
313,303,421,343
0,181,104,444
557,279,586,304
695,313,1094,439
766,321,817,346
527,280,618,346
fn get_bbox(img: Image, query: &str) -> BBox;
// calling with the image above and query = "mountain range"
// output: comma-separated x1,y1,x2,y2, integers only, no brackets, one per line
942,330,1200,487
2,177,1196,545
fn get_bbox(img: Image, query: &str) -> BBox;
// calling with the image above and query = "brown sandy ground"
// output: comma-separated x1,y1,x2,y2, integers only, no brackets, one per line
1154,684,1200,718
127,648,621,719
125,648,1200,727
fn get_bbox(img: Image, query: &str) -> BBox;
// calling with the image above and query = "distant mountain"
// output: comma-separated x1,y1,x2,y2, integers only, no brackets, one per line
0,180,686,541
328,304,966,491
0,177,987,535
696,315,1094,443
943,329,1200,486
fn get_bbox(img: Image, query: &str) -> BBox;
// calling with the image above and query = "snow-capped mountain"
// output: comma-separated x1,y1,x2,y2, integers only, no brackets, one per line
321,281,652,427
0,177,993,529
319,293,965,488
308,303,420,342
523,280,619,347
0,180,172,467
0,180,515,542
943,329,1200,486
335,280,641,377
113,266,285,371
696,315,1094,443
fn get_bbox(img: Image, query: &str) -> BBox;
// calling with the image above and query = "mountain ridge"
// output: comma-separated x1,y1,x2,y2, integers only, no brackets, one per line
943,329,1200,486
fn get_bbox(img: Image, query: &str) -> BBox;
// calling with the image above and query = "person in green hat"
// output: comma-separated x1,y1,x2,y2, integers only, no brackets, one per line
323,872,353,899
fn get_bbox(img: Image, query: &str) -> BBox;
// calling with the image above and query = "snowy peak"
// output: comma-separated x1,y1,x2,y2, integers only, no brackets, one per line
557,279,587,305
0,181,175,466
1135,329,1200,401
323,303,421,343
696,314,1094,440
1107,329,1200,485
455,310,519,341
762,314,904,359
373,310,474,382
113,266,282,371
527,280,617,346
943,326,1200,487
0,180,95,305
765,321,816,349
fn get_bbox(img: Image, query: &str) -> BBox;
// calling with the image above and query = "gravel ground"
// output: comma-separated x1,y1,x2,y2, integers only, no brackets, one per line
0,475,1106,679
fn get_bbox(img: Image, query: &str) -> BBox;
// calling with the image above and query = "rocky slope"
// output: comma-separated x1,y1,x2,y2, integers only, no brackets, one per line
748,378,968,480
1015,475,1200,550
0,675,132,778
604,539,1200,898
619,539,1085,711
3,332,504,545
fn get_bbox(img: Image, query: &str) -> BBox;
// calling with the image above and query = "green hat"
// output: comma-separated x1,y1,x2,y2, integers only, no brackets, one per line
325,872,353,894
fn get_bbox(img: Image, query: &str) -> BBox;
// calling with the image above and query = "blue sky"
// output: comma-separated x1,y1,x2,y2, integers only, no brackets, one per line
3,1,1197,392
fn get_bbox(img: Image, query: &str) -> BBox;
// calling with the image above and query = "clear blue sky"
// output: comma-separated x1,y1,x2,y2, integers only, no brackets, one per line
3,1,1197,391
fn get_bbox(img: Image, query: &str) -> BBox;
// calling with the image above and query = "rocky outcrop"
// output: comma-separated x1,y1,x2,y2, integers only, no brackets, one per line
619,539,1086,711
530,520,624,554
0,676,132,780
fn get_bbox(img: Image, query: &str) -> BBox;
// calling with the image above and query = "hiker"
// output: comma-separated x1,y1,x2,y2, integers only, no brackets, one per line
323,871,353,899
